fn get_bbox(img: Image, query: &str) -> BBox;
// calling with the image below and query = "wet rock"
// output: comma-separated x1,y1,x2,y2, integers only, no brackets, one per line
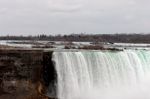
0,48,55,99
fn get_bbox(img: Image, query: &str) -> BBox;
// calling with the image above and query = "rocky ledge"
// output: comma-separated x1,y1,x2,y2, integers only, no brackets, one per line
0,48,56,99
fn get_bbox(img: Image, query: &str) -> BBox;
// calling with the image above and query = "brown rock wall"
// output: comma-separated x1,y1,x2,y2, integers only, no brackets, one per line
0,49,55,99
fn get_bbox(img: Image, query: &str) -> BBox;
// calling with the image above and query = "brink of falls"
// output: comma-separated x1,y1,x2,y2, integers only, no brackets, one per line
52,50,150,99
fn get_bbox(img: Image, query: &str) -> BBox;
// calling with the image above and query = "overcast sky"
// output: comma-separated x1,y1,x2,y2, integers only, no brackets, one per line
0,0,150,35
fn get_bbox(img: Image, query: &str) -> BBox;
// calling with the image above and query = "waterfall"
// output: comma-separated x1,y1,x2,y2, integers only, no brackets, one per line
52,50,150,99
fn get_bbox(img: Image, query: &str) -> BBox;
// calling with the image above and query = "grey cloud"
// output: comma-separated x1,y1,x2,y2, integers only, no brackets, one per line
0,0,150,36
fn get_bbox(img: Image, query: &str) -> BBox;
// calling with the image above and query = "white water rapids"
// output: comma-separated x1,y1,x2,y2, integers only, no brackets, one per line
52,50,150,99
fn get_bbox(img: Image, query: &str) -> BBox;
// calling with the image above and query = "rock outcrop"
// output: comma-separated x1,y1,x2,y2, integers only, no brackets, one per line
0,48,55,99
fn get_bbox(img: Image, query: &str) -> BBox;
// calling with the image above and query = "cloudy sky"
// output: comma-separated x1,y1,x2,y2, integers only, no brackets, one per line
0,0,149,35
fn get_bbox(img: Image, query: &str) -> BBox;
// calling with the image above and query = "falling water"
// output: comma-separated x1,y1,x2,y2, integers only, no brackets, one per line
52,50,150,99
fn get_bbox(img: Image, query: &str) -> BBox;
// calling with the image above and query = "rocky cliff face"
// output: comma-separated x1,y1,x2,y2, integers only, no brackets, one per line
0,49,55,99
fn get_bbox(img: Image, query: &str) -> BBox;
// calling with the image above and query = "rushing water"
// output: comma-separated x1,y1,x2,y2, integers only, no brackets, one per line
52,50,150,99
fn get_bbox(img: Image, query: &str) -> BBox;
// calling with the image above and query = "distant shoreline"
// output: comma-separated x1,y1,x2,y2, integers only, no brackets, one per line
0,34,150,43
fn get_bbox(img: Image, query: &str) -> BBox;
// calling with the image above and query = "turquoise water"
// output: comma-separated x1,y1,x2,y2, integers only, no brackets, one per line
52,50,150,99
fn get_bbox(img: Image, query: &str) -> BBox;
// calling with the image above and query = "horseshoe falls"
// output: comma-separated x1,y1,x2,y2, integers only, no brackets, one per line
52,50,150,99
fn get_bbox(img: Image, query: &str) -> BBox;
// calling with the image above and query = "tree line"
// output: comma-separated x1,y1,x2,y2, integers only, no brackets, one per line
0,34,150,43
